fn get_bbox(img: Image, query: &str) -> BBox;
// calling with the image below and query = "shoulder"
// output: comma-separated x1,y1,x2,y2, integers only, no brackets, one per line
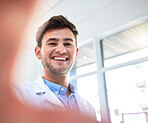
14,81,33,92
13,80,36,101
13,76,44,94
13,77,49,109
13,76,44,102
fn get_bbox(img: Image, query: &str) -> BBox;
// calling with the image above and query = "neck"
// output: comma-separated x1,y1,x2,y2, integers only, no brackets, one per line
43,69,70,89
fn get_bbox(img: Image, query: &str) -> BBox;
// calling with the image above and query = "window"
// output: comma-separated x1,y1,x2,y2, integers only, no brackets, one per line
102,21,148,123
77,74,101,121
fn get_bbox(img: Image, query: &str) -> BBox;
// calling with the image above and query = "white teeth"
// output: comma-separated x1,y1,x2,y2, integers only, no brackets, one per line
54,57,66,61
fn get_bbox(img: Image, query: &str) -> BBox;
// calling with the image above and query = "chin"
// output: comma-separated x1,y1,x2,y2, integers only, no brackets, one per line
57,70,69,75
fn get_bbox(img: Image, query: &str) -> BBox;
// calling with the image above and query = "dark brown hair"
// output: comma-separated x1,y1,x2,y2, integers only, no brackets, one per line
36,15,78,48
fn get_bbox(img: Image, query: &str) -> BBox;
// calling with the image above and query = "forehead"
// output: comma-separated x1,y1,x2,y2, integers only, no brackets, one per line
42,28,76,41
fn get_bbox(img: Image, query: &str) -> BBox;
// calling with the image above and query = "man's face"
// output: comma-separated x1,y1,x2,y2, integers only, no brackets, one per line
35,28,78,76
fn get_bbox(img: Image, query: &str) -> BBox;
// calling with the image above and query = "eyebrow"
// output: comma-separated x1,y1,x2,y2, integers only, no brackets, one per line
46,38,74,42
63,38,74,42
46,38,59,42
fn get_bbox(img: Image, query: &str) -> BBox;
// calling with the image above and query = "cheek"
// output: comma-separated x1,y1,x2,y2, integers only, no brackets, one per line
42,48,51,57
70,49,77,59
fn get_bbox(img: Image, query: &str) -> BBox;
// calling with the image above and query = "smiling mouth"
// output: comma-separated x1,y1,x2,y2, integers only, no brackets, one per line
51,56,69,61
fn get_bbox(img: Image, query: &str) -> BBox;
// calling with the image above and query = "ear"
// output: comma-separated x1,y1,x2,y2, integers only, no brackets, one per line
35,46,41,60
75,48,79,59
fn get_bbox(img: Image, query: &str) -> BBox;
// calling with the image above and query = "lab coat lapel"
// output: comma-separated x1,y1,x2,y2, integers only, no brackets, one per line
34,76,66,111
75,92,89,115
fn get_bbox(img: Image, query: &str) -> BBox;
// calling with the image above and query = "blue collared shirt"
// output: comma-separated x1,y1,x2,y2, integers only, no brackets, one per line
43,78,79,112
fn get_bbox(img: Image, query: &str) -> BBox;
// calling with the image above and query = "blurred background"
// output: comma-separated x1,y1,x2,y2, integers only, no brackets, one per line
13,0,148,122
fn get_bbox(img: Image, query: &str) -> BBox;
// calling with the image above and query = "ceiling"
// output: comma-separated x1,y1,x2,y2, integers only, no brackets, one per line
103,21,148,60
33,0,114,27
29,0,148,45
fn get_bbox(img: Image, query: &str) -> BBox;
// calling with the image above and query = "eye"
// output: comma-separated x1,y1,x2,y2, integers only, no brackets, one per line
64,43,72,46
48,43,57,46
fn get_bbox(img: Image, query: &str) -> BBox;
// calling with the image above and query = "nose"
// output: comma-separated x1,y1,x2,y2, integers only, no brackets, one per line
55,43,67,54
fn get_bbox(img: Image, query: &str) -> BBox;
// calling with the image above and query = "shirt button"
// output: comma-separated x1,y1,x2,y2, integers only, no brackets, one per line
55,91,58,94
61,88,64,91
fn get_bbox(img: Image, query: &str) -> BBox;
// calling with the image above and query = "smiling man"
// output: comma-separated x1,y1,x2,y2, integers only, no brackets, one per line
14,15,97,120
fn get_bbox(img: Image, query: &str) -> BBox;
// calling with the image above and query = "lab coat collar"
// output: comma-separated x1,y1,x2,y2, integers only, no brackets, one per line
32,76,46,93
32,76,65,110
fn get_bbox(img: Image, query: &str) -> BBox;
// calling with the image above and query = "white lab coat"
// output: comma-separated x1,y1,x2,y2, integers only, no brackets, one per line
14,76,97,119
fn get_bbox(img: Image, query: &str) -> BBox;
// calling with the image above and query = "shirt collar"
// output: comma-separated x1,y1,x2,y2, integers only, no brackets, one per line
68,83,75,93
43,78,76,95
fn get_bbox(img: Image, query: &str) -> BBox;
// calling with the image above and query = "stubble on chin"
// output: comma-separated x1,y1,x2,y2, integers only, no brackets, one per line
41,58,75,76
